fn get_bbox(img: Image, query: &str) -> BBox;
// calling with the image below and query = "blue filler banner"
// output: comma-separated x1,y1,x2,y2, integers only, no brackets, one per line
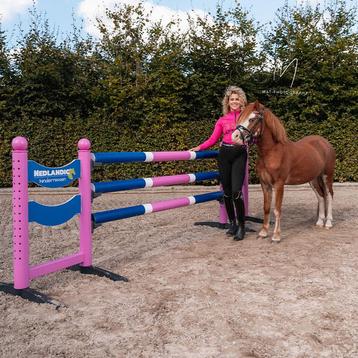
28,159,81,188
29,195,81,226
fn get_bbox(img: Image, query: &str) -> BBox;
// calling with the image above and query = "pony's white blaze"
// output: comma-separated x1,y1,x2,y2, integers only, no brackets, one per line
231,111,256,144
241,112,256,128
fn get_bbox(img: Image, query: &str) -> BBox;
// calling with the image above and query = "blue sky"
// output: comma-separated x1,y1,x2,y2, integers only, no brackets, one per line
1,0,318,45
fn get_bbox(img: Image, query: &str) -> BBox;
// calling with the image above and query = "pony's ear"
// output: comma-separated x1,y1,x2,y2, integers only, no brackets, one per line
254,100,265,112
254,100,260,110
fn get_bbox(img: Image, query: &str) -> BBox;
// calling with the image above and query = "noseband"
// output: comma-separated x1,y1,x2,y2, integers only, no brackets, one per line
236,111,264,144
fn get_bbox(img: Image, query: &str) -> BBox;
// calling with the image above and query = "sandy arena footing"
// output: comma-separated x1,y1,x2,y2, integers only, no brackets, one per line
1,184,358,358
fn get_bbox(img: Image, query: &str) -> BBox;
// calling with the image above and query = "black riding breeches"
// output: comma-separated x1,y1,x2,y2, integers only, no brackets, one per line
218,144,247,223
218,144,247,199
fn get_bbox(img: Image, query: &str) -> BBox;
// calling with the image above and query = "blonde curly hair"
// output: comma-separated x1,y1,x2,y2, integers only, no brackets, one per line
222,86,247,115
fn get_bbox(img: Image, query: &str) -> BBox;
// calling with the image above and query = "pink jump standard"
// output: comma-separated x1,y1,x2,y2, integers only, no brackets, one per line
78,138,92,267
4,137,124,305
12,136,30,289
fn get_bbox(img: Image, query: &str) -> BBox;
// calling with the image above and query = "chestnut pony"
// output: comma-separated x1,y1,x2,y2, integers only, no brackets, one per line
232,101,336,242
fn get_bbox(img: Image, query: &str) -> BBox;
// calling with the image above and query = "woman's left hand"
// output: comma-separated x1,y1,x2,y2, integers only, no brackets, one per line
189,146,201,152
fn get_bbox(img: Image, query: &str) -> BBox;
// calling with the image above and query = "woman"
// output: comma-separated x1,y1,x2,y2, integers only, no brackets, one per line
190,86,248,241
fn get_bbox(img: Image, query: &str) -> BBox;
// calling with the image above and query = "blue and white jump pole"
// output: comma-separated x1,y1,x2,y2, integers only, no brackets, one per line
91,148,249,225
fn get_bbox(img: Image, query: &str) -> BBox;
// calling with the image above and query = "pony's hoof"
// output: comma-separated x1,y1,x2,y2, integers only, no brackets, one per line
315,220,324,227
271,235,281,243
257,229,268,239
325,221,333,229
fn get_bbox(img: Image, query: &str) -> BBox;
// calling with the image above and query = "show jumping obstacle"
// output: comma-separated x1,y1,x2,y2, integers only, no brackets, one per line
1,136,249,304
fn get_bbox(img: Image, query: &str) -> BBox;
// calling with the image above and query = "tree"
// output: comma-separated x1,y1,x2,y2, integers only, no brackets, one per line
96,2,188,127
263,0,358,121
186,1,263,121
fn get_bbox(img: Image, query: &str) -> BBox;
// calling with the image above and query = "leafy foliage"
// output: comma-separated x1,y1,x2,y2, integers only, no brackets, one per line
0,0,357,187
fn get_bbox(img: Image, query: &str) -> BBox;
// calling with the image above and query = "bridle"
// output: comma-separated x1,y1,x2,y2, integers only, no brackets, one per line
235,110,264,144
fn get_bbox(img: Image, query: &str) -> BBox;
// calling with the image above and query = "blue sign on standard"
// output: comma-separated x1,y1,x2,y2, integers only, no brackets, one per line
28,159,81,188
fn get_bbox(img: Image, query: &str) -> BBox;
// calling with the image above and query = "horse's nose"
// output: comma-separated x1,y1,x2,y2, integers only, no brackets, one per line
232,130,240,143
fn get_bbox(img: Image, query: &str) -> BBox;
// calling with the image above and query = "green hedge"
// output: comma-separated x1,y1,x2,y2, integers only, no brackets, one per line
1,113,356,187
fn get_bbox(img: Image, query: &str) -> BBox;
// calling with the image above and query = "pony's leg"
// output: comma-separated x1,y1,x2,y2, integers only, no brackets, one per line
258,182,272,238
322,174,333,229
272,182,284,242
309,179,325,227
323,147,335,229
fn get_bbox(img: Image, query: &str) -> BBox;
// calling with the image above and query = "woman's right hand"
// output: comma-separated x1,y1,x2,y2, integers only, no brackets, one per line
189,146,201,152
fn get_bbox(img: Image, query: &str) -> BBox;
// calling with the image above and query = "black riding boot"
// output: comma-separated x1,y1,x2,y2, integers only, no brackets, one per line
226,221,238,236
233,195,245,241
223,195,237,236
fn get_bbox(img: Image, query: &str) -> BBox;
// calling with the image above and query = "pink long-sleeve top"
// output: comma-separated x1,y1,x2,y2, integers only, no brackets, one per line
198,110,241,150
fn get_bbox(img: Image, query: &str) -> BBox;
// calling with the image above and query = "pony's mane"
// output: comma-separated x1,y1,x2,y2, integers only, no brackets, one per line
264,108,288,144
238,103,288,144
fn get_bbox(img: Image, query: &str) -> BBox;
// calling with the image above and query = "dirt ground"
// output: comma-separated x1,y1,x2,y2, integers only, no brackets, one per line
1,184,358,358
